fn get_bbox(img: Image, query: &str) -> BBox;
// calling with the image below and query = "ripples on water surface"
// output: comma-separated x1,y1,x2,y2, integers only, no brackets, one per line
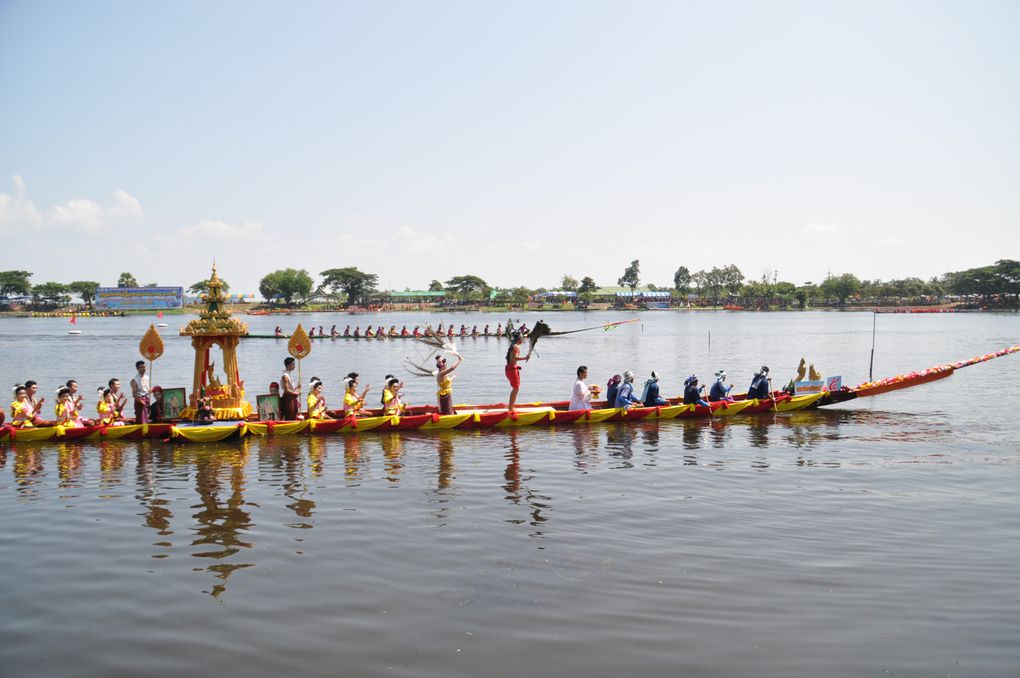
1,312,1018,677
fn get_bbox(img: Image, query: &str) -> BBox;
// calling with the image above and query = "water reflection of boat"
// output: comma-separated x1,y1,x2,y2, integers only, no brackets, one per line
2,345,1016,446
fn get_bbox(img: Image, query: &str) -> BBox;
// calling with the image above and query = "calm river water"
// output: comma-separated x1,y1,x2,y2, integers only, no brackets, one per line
1,311,1018,677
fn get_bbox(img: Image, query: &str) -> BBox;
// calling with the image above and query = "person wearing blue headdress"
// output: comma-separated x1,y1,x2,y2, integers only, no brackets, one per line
709,370,735,402
683,375,711,408
614,371,643,409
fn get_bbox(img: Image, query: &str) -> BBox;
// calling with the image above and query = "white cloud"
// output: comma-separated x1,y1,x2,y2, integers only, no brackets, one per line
876,235,903,246
0,175,143,236
180,219,265,239
801,221,841,235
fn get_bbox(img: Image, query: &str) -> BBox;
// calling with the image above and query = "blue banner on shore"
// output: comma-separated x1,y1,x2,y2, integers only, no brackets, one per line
96,287,183,310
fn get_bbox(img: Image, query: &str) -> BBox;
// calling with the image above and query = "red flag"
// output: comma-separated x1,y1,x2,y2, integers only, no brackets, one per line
157,311,164,319
70,315,76,324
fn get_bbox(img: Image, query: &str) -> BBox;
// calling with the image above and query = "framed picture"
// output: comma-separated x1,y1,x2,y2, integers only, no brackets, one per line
161,388,188,419
257,393,281,421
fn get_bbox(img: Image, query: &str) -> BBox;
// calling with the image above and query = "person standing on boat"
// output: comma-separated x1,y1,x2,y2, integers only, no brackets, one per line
569,365,596,411
614,370,642,409
709,370,734,402
131,360,150,424
436,354,462,415
684,375,711,407
505,331,531,412
641,371,667,406
281,357,301,420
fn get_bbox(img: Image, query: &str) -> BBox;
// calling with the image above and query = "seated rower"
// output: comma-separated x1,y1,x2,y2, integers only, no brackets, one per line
309,326,317,338
709,370,734,402
437,323,444,336
54,387,84,427
382,377,406,416
318,326,324,337
483,324,490,336
306,378,332,420
10,385,35,428
447,325,454,338
365,325,374,338
275,326,285,337
353,326,361,337
748,366,771,400
459,325,467,337
496,323,502,337
96,387,125,426
471,325,479,337
413,326,422,337
683,375,711,408
614,371,643,409
604,374,622,406
342,374,371,417
331,325,339,338
641,371,667,406
400,325,410,337
343,325,351,337
424,325,434,337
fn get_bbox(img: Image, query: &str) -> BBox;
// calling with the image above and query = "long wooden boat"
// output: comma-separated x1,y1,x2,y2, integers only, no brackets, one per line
242,333,509,340
3,345,1016,445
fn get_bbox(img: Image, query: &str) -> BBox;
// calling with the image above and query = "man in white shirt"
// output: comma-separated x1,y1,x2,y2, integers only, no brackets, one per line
569,365,593,411
130,360,150,424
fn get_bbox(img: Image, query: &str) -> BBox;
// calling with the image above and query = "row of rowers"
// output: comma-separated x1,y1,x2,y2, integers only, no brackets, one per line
6,363,157,429
271,357,777,423
274,322,530,339
581,366,774,410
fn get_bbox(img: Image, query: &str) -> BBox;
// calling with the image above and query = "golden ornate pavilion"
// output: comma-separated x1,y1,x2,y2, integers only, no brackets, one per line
179,264,252,419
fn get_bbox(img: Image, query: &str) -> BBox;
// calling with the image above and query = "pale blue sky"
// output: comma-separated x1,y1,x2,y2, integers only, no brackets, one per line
1,0,1017,294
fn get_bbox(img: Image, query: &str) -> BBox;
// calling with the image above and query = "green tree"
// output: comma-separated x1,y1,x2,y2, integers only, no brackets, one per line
31,282,70,305
0,270,33,298
428,279,444,292
510,287,532,305
578,276,598,294
819,273,861,305
117,272,139,288
445,275,490,302
673,266,692,294
320,267,379,306
617,260,640,295
721,264,745,296
68,281,101,307
561,275,579,291
260,269,313,304
188,278,231,296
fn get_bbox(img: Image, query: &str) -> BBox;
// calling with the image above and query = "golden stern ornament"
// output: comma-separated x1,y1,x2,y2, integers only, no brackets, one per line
288,324,312,360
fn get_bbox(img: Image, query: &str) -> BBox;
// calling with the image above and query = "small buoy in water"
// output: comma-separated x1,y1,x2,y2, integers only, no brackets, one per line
157,323,168,328
68,330,83,335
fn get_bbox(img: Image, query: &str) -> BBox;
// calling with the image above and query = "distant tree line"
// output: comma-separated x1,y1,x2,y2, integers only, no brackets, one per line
2,259,1017,310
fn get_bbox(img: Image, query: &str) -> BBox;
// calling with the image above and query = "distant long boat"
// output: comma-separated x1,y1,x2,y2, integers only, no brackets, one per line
3,345,1016,445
